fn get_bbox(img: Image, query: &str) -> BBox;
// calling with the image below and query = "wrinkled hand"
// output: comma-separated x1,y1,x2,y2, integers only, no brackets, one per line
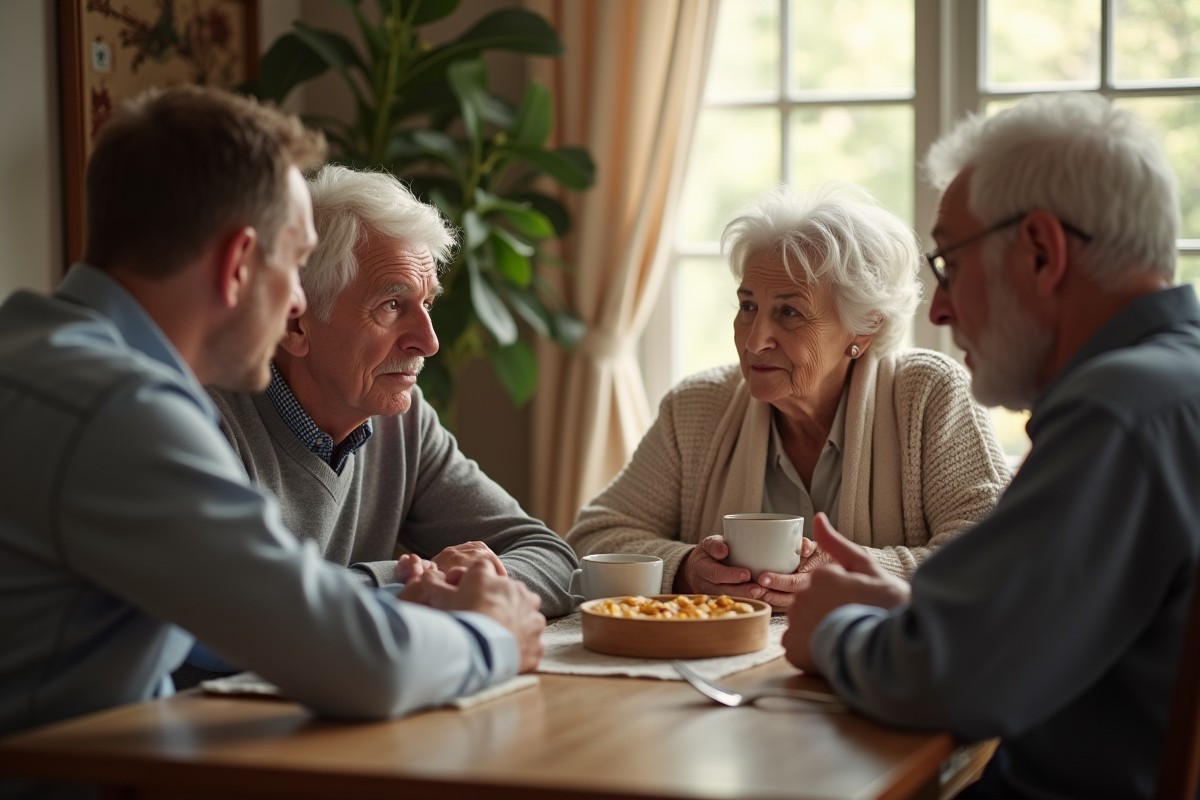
394,553,444,586
430,541,508,577
676,535,760,598
783,513,910,674
749,537,821,611
416,562,545,673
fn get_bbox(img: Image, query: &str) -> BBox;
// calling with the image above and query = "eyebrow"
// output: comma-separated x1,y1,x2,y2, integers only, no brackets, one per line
737,288,804,301
369,282,444,301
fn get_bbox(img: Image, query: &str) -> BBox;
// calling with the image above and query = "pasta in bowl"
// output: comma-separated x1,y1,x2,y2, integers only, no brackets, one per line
580,594,770,658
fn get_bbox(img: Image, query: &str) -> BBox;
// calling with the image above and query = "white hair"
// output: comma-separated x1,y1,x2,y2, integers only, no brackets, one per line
720,182,923,354
303,165,458,321
924,92,1178,289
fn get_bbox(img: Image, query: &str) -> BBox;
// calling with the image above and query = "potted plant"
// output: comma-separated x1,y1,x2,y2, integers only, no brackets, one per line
243,0,593,425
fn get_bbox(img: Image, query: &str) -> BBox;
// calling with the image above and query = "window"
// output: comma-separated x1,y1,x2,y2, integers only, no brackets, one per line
643,0,1200,466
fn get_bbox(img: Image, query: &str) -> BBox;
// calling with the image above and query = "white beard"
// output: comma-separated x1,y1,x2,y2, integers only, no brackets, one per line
958,261,1052,411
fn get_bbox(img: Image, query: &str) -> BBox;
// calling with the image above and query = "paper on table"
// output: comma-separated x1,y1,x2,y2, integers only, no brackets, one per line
537,614,789,680
200,672,539,709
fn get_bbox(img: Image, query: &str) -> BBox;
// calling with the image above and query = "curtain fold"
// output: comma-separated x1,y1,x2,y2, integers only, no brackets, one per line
525,0,717,534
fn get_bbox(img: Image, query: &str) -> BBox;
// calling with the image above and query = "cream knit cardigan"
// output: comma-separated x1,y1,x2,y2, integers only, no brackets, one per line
567,349,1011,590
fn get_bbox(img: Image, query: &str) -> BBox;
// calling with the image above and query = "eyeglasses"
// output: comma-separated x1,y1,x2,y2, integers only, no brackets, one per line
924,213,1094,292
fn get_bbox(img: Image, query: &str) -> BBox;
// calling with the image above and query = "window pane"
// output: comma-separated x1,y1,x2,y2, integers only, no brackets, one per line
679,108,781,245
1178,252,1200,288
985,0,1100,90
788,105,914,224
1114,97,1200,240
707,0,779,97
677,257,740,378
988,407,1031,466
1114,0,1200,85
790,0,914,93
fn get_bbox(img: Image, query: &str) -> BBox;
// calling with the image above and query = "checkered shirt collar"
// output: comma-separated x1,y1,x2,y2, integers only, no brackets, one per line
264,362,372,474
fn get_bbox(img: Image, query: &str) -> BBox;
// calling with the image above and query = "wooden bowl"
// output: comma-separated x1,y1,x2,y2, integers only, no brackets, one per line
579,594,771,659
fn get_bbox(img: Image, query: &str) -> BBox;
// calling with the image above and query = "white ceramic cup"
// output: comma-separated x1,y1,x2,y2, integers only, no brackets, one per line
722,513,806,580
569,554,664,602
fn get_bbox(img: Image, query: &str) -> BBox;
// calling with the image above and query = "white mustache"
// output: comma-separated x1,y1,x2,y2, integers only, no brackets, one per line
375,357,424,376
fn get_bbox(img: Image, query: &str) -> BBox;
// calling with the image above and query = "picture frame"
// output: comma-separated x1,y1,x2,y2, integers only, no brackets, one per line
56,0,259,270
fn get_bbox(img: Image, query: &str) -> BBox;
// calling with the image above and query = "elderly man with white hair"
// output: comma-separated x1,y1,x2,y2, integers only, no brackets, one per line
784,93,1200,799
568,182,1010,611
179,165,576,679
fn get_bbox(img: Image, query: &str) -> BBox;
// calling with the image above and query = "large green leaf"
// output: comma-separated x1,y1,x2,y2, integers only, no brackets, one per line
513,191,571,236
488,232,533,287
410,129,462,177
256,33,330,104
473,190,555,239
292,22,367,77
389,78,459,124
487,340,538,406
501,286,552,338
400,0,461,27
466,252,518,345
510,81,552,148
461,210,489,251
501,145,595,191
447,60,489,150
381,130,424,170
399,9,562,91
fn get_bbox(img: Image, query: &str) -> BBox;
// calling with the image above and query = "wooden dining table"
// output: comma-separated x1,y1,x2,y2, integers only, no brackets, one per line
0,656,956,800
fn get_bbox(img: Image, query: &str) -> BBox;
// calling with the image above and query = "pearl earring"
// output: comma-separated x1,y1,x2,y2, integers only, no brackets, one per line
849,345,860,358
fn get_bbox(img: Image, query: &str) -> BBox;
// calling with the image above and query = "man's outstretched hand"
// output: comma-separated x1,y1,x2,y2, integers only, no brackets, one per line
782,513,910,673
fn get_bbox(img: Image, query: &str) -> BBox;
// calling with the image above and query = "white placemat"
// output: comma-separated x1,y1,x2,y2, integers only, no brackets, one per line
536,614,788,680
200,672,539,709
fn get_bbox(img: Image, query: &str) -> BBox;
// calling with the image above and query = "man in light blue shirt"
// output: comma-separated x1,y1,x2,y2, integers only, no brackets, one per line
0,86,544,799
783,93,1200,799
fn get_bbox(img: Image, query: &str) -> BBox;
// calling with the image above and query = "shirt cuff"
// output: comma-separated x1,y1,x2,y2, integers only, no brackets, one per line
811,603,889,683
447,610,520,683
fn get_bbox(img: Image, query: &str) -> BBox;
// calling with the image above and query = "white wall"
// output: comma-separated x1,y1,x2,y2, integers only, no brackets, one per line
0,0,60,298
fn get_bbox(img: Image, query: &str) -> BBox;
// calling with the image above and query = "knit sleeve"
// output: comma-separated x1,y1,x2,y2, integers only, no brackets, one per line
870,352,1011,579
566,387,697,593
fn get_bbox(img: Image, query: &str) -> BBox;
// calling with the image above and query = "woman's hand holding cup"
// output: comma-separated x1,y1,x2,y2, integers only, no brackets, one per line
754,537,822,609
676,535,762,599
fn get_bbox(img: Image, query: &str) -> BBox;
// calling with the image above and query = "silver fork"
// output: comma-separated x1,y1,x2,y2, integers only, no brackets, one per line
671,661,848,713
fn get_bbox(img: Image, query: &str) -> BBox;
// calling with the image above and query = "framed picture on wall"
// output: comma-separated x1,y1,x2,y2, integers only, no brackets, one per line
56,0,258,271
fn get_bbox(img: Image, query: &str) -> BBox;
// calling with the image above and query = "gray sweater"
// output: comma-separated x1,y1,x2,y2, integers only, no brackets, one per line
209,385,578,618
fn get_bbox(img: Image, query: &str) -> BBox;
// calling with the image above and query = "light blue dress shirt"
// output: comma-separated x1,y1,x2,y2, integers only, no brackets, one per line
811,285,1200,799
0,266,518,797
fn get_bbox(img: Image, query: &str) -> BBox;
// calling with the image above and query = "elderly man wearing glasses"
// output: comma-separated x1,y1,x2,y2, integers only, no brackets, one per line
785,93,1200,800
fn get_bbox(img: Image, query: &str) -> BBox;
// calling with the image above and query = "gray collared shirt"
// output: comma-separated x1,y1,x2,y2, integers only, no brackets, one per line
811,284,1200,799
761,388,847,538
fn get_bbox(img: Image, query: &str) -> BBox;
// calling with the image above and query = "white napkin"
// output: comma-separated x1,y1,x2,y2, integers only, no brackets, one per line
200,672,539,709
536,614,789,680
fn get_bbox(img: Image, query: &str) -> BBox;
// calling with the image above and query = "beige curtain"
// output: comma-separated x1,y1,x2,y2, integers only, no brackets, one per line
525,0,717,534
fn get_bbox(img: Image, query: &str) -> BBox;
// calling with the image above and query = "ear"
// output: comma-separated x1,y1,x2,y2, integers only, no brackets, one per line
216,227,258,310
277,312,311,358
1020,211,1071,298
846,333,874,359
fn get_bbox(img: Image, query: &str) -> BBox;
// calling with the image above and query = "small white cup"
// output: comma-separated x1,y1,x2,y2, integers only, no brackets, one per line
569,554,664,602
722,513,806,580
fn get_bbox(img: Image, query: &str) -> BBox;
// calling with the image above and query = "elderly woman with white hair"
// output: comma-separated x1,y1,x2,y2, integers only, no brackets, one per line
567,184,1011,610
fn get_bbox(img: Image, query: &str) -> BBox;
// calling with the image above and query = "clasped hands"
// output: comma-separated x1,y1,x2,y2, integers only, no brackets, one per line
391,542,544,674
